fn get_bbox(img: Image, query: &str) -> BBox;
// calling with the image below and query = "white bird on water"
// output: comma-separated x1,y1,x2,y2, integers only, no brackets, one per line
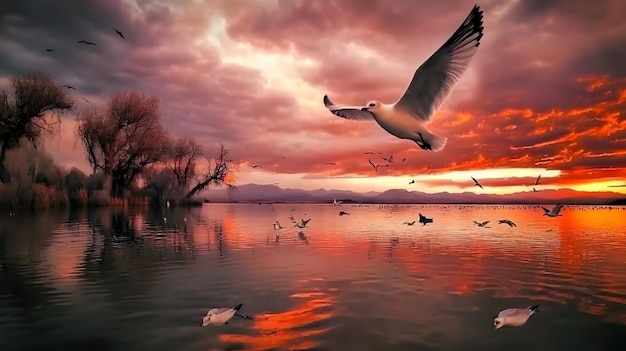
494,305,540,329
323,5,484,152
201,303,253,326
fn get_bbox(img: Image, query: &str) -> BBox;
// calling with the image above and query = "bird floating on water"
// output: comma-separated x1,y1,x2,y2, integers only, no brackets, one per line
542,204,564,217
418,213,433,225
322,5,484,152
201,303,253,326
494,305,539,329
498,219,517,227
273,221,283,230
294,218,311,228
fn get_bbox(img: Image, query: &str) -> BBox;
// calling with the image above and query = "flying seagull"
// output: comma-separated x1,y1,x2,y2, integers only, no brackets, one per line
78,40,96,45
322,5,484,152
494,305,539,329
534,174,542,185
45,48,54,52
498,219,517,227
418,213,433,225
363,151,375,155
473,220,490,228
251,164,262,169
368,158,380,172
201,303,253,326
381,155,394,163
409,179,415,185
61,85,76,90
541,204,564,217
115,29,125,39
82,97,92,103
403,221,416,226
471,177,484,189
326,162,336,165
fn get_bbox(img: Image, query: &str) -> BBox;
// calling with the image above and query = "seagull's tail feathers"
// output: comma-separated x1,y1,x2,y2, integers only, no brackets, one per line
417,131,448,152
528,305,540,313
233,303,243,312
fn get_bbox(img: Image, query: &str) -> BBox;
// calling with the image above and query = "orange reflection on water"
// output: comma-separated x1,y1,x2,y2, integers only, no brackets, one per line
219,290,335,350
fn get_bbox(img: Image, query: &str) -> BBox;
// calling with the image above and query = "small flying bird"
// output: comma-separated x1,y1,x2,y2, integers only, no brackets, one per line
322,6,484,152
363,152,374,155
115,29,125,39
533,187,537,192
534,174,541,185
45,48,54,52
494,305,539,329
403,221,416,226
201,303,253,326
61,85,76,90
498,219,517,227
381,155,393,163
368,158,380,172
82,97,91,103
418,213,433,225
77,40,96,45
541,204,564,217
402,158,407,162
294,218,311,228
251,164,262,169
409,179,415,185
471,176,484,189
326,162,336,165
473,220,490,228
339,211,350,216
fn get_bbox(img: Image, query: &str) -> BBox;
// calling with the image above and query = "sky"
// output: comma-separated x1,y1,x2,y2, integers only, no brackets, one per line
1,0,625,196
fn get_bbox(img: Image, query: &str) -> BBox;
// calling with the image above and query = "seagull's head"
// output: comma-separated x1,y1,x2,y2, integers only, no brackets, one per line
202,314,213,326
493,317,504,329
361,100,382,112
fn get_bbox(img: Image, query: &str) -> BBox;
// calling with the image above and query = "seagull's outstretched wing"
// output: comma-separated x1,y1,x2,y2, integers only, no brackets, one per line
552,204,564,215
541,206,551,214
323,95,375,121
393,5,484,124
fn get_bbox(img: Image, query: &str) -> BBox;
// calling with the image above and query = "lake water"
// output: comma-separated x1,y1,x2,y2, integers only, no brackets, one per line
1,204,626,351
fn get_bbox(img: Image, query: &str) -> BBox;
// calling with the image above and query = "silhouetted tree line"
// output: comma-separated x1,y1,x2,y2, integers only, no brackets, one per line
0,71,237,210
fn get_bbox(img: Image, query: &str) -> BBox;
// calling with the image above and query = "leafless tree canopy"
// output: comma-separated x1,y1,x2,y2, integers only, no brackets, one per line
0,72,73,183
184,143,235,199
77,91,168,197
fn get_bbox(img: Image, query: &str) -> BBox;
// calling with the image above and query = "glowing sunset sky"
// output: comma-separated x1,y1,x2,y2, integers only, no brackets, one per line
1,0,625,195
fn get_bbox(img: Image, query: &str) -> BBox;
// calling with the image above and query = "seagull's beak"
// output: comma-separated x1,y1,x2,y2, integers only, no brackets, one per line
361,107,369,111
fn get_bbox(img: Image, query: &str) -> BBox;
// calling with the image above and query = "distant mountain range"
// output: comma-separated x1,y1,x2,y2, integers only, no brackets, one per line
201,184,626,205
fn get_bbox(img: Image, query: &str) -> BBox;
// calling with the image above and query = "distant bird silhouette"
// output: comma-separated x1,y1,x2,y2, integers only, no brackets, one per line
326,162,336,165
498,219,517,227
534,174,541,185
78,40,96,45
418,213,433,225
409,179,415,185
368,158,380,172
471,176,484,189
473,220,490,228
251,164,261,169
115,29,125,39
381,155,393,163
45,48,54,52
403,221,416,226
402,158,407,162
61,85,76,90
542,204,564,217
339,211,350,216
533,187,537,192
363,152,374,155
294,218,311,228
82,97,91,103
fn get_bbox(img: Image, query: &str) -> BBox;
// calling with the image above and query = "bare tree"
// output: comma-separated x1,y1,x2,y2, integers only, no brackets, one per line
76,91,168,197
184,144,236,200
167,136,201,189
0,72,73,183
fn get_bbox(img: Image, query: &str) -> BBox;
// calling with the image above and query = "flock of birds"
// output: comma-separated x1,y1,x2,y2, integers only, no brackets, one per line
202,5,555,332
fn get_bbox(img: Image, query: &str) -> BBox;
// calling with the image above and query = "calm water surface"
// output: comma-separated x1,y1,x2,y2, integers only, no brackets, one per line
1,204,626,351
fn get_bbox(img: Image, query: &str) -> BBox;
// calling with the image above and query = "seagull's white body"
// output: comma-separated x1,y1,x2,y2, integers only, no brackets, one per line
323,6,484,152
202,304,243,326
494,305,539,329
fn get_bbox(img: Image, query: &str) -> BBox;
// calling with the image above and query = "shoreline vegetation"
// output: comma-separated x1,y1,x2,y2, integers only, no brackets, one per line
0,72,237,211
